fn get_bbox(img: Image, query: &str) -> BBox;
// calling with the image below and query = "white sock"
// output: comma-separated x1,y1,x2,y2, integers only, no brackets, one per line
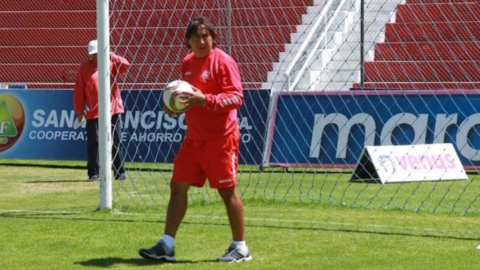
232,241,248,253
162,234,175,250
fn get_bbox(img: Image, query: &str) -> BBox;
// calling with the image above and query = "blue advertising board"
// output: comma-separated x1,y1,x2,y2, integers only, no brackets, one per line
266,90,480,169
0,89,270,165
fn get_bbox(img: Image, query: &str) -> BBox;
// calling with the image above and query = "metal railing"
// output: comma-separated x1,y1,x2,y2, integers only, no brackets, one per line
284,0,350,91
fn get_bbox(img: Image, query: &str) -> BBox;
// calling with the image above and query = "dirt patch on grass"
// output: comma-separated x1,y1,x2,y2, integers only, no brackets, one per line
20,182,97,194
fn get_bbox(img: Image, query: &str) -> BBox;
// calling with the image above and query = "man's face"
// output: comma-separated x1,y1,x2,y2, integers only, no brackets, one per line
188,25,213,58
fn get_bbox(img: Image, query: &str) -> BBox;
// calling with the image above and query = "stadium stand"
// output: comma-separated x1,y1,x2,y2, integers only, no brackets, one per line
353,0,480,90
1,0,477,90
0,0,313,89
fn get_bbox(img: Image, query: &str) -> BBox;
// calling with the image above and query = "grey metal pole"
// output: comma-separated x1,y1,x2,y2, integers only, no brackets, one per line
360,0,365,89
227,0,232,54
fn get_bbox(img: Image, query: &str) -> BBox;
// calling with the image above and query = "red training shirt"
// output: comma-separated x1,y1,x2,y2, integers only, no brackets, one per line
73,52,130,120
181,48,244,141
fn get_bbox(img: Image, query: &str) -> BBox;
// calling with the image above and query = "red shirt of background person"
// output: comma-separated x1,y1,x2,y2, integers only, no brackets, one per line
73,42,130,121
72,40,130,181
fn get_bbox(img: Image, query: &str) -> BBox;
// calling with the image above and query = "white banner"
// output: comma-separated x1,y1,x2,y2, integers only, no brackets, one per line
351,143,468,184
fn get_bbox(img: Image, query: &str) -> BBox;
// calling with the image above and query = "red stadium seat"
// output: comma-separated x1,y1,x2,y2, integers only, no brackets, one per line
358,1,480,90
0,0,310,89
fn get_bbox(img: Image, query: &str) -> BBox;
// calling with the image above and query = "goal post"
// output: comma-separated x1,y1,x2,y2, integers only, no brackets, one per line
98,0,112,210
104,0,480,219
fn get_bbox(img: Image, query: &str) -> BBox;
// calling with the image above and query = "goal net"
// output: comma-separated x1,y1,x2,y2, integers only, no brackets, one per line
106,0,480,229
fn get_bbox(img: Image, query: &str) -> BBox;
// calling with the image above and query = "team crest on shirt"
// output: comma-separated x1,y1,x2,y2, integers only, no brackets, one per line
202,70,210,80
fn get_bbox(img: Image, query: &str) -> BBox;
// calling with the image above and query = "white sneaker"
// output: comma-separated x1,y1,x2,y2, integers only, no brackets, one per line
217,246,252,263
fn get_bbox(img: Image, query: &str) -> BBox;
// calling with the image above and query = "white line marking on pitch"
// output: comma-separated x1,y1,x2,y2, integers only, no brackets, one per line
0,209,470,236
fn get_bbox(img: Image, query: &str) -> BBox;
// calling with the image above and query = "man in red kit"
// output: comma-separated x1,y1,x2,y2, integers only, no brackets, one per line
73,40,130,181
139,17,252,263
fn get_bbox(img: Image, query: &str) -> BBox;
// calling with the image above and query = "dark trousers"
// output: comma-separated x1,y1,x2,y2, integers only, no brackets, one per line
86,114,125,178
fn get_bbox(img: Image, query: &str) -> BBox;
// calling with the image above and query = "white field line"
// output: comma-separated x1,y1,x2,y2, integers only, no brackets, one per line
0,209,466,235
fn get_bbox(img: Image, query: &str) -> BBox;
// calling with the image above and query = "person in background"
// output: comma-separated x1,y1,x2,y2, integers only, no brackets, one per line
73,39,129,181
138,16,252,263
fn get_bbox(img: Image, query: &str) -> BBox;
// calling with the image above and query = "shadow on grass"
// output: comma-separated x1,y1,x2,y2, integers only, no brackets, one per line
75,257,215,267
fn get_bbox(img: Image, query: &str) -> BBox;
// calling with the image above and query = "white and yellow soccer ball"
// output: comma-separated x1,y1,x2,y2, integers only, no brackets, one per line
163,80,194,113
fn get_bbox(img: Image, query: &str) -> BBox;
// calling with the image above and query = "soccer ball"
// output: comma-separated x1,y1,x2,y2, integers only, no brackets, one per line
163,80,194,113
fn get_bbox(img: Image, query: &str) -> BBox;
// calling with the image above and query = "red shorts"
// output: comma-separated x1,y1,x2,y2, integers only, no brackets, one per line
172,130,239,189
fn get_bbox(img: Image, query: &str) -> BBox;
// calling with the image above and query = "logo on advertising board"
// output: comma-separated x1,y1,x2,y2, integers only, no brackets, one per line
378,155,396,174
0,94,25,152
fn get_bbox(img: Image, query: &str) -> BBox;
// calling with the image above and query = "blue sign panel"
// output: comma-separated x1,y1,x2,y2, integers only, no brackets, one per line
0,89,270,165
267,91,480,168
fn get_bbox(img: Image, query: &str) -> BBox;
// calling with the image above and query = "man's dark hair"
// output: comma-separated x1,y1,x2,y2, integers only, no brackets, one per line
185,16,217,48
